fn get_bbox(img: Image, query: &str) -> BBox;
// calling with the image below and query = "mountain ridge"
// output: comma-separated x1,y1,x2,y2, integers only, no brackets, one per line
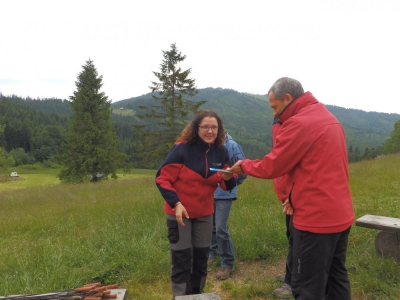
111,88,399,158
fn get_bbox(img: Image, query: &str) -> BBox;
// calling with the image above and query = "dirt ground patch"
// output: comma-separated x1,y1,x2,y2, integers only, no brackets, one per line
207,259,286,299
207,259,363,300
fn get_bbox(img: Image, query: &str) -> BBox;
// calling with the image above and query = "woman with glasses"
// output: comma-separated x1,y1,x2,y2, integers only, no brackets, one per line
156,110,237,299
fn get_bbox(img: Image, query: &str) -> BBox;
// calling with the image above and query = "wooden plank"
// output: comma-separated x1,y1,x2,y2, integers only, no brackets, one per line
176,292,221,300
0,289,127,300
356,214,400,232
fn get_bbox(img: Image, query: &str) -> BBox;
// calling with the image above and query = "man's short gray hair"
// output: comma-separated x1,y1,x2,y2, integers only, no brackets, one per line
268,77,304,100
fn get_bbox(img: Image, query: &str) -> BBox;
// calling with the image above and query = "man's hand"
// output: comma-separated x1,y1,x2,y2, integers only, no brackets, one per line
227,160,244,174
282,199,294,215
174,203,189,226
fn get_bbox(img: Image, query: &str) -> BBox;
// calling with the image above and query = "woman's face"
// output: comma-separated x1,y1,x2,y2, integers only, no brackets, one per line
198,116,219,144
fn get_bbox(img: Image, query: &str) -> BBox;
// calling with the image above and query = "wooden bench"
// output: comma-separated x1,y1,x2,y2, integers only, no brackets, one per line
355,214,400,263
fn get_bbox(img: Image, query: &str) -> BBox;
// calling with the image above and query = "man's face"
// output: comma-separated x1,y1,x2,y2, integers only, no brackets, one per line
268,91,292,117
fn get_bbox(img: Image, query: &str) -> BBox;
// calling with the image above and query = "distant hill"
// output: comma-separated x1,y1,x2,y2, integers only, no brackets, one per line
111,88,400,158
1,89,399,162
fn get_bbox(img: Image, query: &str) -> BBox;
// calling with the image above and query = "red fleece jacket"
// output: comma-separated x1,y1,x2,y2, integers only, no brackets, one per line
241,92,354,233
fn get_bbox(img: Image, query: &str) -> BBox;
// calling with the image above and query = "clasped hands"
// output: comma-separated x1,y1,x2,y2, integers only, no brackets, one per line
226,160,244,174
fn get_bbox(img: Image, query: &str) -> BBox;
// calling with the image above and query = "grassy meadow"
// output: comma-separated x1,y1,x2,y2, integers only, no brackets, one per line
0,155,400,299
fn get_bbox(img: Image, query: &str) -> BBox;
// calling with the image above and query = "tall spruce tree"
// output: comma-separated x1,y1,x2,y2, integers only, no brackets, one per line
58,59,127,183
134,43,205,168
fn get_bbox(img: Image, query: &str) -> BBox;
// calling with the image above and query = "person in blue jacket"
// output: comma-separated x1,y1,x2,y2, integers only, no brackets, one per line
208,133,247,280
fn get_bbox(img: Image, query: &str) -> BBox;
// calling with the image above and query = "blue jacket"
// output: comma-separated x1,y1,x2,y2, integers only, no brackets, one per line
214,133,247,200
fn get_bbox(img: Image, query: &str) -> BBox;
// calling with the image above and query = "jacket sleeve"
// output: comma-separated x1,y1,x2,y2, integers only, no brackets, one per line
155,144,182,208
220,171,237,191
273,174,291,202
241,119,312,179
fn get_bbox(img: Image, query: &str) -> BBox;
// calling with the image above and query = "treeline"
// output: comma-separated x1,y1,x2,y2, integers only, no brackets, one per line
3,94,72,116
0,96,69,165
347,145,383,163
1,92,399,169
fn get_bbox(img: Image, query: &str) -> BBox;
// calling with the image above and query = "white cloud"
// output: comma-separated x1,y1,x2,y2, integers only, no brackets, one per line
1,0,399,114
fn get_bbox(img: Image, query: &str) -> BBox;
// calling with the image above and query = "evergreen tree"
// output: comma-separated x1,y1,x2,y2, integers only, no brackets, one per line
363,147,370,160
0,124,5,148
134,43,205,168
354,146,361,162
383,119,400,154
58,59,127,183
0,125,15,179
0,147,14,172
348,145,356,163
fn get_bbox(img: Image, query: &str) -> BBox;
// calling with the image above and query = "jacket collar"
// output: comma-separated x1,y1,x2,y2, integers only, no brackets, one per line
277,92,319,123
196,136,216,150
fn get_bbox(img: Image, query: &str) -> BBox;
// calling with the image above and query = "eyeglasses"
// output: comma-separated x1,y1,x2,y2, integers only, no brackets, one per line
198,126,219,132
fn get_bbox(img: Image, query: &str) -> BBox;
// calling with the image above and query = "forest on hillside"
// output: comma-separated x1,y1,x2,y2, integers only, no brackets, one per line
1,88,399,168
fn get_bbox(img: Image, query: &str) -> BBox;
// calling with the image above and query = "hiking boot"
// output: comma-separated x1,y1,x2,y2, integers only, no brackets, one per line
272,283,293,299
275,273,286,282
215,266,235,280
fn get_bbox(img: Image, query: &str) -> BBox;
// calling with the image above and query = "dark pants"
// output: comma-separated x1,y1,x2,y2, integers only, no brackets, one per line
291,223,352,300
166,214,213,298
284,214,292,285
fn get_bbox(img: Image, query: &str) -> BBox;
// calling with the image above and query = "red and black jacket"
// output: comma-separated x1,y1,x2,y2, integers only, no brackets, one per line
156,138,237,218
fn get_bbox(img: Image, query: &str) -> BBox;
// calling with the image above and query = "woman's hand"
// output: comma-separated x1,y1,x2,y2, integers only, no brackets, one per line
174,202,189,226
222,172,233,181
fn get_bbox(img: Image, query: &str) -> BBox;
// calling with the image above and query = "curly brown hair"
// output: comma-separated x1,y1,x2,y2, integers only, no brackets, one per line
177,110,226,146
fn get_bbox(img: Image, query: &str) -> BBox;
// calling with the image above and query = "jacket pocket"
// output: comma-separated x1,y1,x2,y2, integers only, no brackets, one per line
166,219,179,244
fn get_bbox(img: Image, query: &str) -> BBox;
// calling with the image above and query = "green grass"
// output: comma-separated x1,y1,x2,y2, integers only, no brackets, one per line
0,155,400,299
0,166,155,191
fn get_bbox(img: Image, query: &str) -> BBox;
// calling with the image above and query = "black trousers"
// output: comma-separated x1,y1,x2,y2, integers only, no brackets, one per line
284,214,293,285
291,223,351,300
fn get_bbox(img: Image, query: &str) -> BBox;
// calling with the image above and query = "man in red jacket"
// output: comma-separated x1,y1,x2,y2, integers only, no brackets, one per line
229,77,354,300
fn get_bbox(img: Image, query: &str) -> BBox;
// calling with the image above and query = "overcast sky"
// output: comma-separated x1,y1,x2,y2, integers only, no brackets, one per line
2,0,400,114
